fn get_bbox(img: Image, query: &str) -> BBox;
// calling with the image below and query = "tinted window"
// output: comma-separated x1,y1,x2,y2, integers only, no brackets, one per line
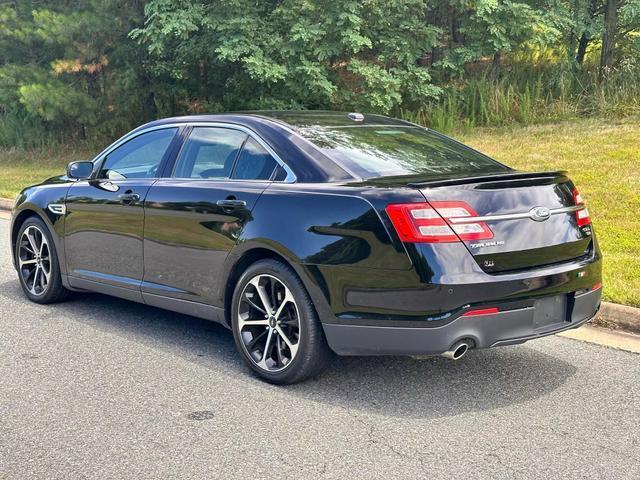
297,126,509,179
232,137,277,180
98,128,177,180
174,127,248,179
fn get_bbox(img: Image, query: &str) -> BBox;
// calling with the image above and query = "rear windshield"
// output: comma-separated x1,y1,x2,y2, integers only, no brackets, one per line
298,126,509,179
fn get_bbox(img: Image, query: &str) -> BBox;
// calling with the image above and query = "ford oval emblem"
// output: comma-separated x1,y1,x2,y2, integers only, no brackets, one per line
529,206,551,222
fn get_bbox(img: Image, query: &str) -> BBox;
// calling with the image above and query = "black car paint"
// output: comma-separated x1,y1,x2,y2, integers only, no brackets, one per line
10,111,602,356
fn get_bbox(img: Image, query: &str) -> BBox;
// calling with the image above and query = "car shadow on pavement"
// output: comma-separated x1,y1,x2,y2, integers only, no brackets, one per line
1,282,577,419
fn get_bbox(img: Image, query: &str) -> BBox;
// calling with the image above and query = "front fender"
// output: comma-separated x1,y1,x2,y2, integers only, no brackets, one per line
10,181,71,275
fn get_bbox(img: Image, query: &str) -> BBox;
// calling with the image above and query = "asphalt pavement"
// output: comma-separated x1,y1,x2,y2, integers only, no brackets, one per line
1,217,639,479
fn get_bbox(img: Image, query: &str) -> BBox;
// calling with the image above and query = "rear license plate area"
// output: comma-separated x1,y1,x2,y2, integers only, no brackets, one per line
532,295,568,330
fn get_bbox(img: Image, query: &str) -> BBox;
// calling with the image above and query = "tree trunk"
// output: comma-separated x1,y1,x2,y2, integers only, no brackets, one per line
575,32,589,65
599,0,618,80
431,46,443,66
575,0,599,66
140,75,157,121
427,3,446,69
490,52,501,80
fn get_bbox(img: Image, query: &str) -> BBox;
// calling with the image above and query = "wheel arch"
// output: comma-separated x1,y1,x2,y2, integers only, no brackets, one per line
10,205,66,276
11,208,46,268
222,244,333,328
223,247,293,327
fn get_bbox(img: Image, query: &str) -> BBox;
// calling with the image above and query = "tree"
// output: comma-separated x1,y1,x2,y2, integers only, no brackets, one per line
598,0,640,78
131,0,442,113
1,0,639,145
0,1,153,142
425,1,561,79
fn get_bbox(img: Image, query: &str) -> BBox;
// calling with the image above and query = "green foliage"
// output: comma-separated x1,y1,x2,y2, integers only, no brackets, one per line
19,82,97,124
403,58,640,132
131,0,441,113
437,0,561,74
0,0,639,146
0,1,155,145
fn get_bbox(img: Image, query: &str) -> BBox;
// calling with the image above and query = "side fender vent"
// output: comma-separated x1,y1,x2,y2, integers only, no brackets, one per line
47,204,66,215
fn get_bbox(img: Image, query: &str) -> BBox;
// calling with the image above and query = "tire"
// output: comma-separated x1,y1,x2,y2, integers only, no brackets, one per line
231,259,332,384
14,216,69,304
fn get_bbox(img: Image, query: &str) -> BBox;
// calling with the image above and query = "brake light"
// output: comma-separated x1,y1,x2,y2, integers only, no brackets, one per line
573,188,591,227
385,201,493,243
385,203,458,242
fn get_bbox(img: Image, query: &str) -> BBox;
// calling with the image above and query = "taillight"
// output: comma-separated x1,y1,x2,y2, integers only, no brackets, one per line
385,201,493,243
573,188,591,227
431,201,494,241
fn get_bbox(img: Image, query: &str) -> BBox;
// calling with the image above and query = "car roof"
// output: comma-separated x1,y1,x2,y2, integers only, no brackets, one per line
136,110,412,131
247,110,413,128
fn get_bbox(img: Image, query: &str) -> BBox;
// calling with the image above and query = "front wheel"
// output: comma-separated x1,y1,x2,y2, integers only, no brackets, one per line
231,259,332,384
15,216,69,304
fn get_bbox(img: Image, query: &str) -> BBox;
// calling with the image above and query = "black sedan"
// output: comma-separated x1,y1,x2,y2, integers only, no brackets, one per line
10,111,602,384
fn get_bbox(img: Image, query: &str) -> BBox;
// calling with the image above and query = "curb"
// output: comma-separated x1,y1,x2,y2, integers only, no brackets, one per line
0,197,13,211
593,302,640,335
1,197,639,333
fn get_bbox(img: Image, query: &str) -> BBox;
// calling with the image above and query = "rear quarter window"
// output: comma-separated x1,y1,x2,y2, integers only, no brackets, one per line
231,137,278,180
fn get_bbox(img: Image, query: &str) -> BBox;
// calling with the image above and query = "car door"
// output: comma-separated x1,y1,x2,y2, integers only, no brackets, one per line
141,125,281,309
64,126,180,299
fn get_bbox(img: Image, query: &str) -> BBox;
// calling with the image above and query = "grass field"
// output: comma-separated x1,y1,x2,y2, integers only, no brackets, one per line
0,143,96,200
0,117,638,306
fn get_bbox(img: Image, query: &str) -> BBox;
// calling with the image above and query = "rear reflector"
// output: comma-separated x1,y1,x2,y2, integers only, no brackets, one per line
573,188,591,227
386,201,493,243
462,307,499,317
592,282,602,291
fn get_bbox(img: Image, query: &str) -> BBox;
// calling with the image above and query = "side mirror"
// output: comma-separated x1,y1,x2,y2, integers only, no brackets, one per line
67,161,94,180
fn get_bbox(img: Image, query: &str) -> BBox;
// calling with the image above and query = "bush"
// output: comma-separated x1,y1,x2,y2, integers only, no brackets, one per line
400,58,640,132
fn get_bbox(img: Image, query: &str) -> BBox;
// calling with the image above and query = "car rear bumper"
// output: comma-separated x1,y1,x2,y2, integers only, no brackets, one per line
322,287,601,356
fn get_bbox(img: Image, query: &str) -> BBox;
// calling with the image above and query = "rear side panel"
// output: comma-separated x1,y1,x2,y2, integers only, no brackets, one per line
238,184,415,271
225,183,424,323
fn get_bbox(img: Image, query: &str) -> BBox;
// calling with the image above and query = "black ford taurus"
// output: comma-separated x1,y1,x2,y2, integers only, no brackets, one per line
10,111,602,384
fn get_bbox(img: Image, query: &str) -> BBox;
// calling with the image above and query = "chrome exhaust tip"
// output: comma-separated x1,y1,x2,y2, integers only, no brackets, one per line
441,341,470,360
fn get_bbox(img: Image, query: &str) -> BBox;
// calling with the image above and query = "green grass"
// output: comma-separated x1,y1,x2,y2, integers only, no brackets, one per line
0,117,638,306
0,143,97,199
458,117,640,307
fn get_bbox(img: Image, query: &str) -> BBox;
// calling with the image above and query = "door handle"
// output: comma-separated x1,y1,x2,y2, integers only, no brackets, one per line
117,193,140,203
216,199,247,209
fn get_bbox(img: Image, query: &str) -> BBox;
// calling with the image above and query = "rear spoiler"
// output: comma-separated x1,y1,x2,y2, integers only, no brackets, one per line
406,171,568,188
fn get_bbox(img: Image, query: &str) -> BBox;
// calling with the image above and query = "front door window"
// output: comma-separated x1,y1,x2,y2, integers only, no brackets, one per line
98,128,178,180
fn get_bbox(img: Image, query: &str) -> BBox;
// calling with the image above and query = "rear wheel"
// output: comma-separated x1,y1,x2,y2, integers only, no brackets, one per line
231,259,332,384
15,216,69,304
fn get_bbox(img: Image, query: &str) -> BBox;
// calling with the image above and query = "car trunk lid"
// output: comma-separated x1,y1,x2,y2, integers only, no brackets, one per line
412,171,593,273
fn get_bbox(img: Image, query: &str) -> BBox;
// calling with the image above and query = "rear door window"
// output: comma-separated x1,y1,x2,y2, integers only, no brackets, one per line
173,127,248,179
